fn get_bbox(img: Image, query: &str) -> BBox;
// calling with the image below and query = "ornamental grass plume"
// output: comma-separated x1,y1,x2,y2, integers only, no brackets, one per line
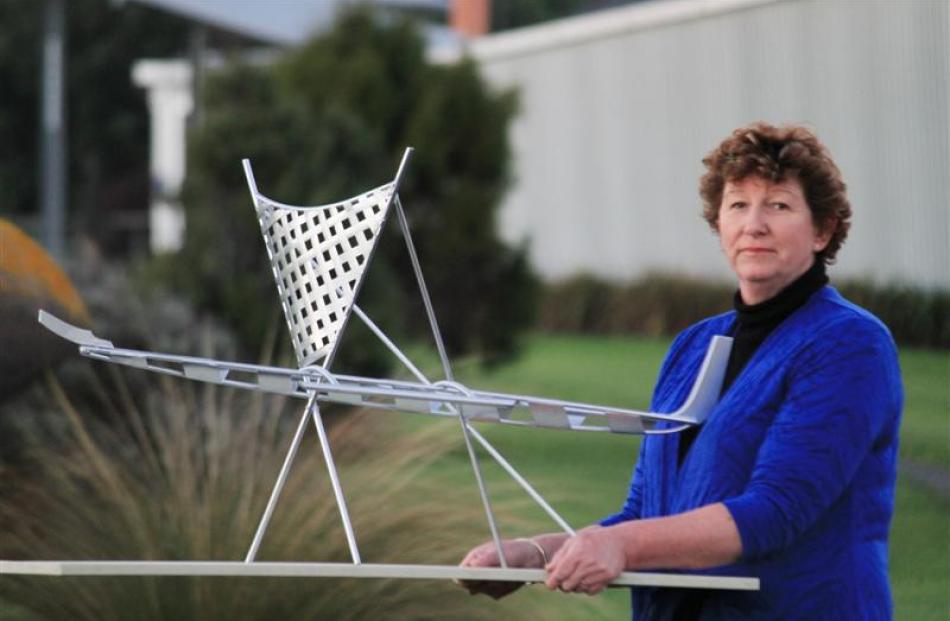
0,353,557,620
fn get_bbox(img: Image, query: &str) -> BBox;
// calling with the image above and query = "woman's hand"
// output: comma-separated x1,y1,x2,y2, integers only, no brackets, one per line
545,527,626,596
457,538,549,600
544,504,742,596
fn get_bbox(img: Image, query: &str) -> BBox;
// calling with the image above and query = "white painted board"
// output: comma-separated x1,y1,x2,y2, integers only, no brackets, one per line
0,561,758,591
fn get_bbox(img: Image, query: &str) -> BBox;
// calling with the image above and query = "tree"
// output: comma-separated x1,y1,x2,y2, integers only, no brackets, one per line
162,9,537,373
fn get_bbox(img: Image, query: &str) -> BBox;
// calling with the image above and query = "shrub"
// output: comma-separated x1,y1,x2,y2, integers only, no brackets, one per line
537,275,614,334
837,281,950,349
539,273,949,349
539,273,731,337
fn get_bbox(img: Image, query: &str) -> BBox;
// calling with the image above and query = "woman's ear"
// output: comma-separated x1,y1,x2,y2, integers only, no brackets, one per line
813,218,836,252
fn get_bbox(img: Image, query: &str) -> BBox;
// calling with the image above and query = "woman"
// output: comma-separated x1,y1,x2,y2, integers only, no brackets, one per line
459,123,903,621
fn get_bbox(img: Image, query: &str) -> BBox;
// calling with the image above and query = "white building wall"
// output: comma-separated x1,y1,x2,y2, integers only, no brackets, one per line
460,0,949,288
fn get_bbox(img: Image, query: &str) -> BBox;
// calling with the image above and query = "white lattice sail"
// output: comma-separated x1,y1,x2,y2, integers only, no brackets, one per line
243,162,395,368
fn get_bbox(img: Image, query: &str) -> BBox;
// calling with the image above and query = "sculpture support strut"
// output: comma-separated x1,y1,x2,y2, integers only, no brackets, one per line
392,185,510,567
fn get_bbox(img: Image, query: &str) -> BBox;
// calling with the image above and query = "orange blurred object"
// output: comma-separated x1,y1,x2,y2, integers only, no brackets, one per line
0,219,89,400
449,0,491,38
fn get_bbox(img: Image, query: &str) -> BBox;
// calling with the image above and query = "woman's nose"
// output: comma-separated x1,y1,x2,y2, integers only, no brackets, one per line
743,204,769,236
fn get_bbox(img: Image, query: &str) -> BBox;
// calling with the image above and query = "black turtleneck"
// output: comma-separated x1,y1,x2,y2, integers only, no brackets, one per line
671,260,828,621
677,259,829,466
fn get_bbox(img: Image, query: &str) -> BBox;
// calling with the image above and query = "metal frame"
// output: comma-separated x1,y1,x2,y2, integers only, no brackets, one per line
4,149,754,593
35,310,733,435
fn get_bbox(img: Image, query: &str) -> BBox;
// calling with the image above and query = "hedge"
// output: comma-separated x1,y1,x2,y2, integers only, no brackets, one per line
539,273,949,349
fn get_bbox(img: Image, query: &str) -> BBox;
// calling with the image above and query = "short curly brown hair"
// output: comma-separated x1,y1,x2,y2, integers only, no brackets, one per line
699,123,852,264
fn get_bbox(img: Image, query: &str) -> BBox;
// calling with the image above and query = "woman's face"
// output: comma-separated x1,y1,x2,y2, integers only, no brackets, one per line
718,176,831,304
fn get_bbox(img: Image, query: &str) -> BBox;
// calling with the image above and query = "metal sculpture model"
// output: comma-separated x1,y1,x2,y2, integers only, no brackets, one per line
2,149,756,592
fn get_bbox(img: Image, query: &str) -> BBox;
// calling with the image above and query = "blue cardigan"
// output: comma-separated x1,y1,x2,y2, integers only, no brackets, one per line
601,287,903,620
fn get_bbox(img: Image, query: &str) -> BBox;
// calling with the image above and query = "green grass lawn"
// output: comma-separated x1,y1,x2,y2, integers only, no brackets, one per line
400,332,950,620
898,347,950,468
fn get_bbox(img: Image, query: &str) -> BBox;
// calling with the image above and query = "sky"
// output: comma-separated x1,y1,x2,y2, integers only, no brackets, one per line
126,0,450,44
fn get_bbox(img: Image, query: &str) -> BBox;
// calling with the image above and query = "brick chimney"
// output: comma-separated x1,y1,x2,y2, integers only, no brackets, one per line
449,0,491,38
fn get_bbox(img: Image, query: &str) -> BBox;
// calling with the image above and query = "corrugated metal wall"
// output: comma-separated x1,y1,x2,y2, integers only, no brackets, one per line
465,0,948,288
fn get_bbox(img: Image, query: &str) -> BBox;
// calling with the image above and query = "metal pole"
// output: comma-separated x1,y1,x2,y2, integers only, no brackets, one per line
455,410,508,567
320,148,414,371
466,425,575,535
351,303,429,385
351,302,574,534
387,199,515,563
350,303,508,555
40,0,66,260
394,196,454,382
309,399,362,564
350,302,582,561
188,24,207,129
245,400,313,562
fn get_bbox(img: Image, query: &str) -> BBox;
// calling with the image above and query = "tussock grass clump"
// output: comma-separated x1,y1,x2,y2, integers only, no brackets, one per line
0,363,550,620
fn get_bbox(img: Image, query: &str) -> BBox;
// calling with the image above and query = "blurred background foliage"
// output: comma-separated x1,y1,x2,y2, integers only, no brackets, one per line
540,273,950,349
147,9,538,375
0,0,190,253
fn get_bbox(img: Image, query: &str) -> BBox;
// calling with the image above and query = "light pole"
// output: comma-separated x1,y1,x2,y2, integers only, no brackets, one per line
40,0,66,260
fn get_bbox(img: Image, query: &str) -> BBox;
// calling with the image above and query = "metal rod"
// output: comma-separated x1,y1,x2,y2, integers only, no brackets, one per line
241,159,260,197
466,425,575,535
385,185,502,552
351,295,574,548
394,195,454,382
349,301,510,564
455,410,508,567
245,398,314,562
351,303,429,385
309,399,362,564
348,227,503,564
350,299,507,561
320,149,413,373
390,148,414,197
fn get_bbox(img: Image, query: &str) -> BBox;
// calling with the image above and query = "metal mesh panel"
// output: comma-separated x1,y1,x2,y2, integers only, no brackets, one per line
252,183,395,368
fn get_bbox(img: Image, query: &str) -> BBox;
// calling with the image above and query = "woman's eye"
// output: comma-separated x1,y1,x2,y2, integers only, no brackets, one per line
729,202,746,210
771,202,790,211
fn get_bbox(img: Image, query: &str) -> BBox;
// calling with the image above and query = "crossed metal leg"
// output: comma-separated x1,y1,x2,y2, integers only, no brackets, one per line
245,392,361,565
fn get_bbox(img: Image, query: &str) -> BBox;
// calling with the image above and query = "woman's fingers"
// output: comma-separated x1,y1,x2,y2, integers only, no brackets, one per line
586,580,607,596
458,531,622,598
545,537,584,590
544,528,625,594
460,543,494,567
457,538,541,599
581,568,613,594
